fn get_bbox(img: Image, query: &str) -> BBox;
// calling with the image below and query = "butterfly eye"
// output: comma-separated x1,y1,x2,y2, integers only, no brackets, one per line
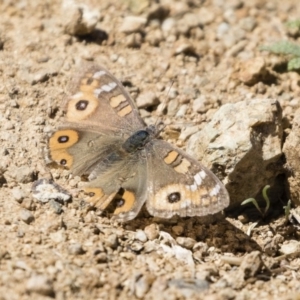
58,136,69,143
168,192,181,203
76,100,89,111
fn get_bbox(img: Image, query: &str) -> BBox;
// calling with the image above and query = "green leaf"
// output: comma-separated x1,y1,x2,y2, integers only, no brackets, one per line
241,198,263,215
260,41,300,57
288,57,300,70
262,185,270,214
286,20,300,29
283,199,292,220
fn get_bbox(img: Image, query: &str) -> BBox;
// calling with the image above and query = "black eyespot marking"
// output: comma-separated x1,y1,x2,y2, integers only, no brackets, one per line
115,199,125,207
60,159,67,165
168,192,181,203
58,136,69,143
89,192,95,197
76,100,89,111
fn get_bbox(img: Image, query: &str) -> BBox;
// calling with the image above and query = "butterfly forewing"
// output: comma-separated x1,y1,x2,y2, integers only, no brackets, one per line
62,65,145,135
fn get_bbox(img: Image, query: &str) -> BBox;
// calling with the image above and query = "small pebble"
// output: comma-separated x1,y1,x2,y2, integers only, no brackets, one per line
68,243,85,255
136,91,159,108
49,199,63,214
280,240,300,255
19,209,34,224
105,234,118,249
135,274,154,298
8,165,34,183
176,237,196,249
172,225,184,236
62,2,100,36
119,16,147,34
130,241,144,252
193,96,209,113
94,253,107,264
11,187,26,203
135,230,148,242
50,230,67,244
26,275,54,296
144,223,159,240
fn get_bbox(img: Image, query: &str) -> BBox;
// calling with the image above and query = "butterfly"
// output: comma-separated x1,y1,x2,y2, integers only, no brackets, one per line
48,65,229,222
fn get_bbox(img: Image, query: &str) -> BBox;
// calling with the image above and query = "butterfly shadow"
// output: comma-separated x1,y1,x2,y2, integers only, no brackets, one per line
120,208,262,255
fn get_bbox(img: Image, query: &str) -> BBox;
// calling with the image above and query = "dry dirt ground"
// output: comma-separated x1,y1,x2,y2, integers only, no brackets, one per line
0,0,300,299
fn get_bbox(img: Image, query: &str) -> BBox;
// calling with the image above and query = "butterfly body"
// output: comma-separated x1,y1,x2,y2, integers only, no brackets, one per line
48,65,229,221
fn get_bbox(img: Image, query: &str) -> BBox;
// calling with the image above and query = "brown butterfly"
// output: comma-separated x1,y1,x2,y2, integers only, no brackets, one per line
48,65,229,221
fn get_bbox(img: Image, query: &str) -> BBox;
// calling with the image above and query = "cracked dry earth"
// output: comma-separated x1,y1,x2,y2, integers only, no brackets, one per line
1,0,300,299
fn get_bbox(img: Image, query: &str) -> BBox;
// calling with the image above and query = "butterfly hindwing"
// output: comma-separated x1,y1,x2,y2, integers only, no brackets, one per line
145,140,230,218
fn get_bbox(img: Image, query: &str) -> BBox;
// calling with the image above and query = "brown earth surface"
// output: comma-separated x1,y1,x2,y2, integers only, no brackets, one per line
0,0,300,299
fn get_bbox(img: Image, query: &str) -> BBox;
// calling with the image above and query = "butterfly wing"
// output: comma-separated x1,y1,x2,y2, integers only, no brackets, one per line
62,64,146,135
83,149,148,222
145,140,229,218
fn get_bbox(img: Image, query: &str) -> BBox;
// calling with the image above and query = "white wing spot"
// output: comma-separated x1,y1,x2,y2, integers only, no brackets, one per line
94,82,117,97
194,172,202,185
94,88,102,97
180,200,191,209
199,170,207,179
189,183,198,192
102,82,117,92
93,70,106,78
209,184,221,196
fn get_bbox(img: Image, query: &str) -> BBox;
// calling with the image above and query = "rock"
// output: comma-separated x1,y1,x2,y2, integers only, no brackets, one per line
125,33,143,48
192,96,208,113
124,0,150,14
187,98,283,207
62,0,100,36
238,57,268,85
145,29,163,46
26,275,54,296
283,109,300,206
105,234,118,249
174,40,196,55
119,16,147,34
198,8,215,25
68,243,85,255
136,91,159,108
179,126,199,142
32,178,71,203
130,241,144,252
172,225,184,236
134,274,155,298
168,279,209,296
144,223,159,240
11,187,26,203
176,237,196,249
161,18,176,33
280,240,300,255
238,251,263,279
94,252,107,263
135,230,148,242
7,165,34,183
19,209,34,224
48,199,63,214
50,230,67,244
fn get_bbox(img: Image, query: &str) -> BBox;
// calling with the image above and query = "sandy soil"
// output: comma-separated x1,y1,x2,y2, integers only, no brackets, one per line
0,0,300,299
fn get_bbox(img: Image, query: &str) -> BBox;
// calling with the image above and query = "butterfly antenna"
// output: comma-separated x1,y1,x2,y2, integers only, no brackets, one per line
154,80,174,131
